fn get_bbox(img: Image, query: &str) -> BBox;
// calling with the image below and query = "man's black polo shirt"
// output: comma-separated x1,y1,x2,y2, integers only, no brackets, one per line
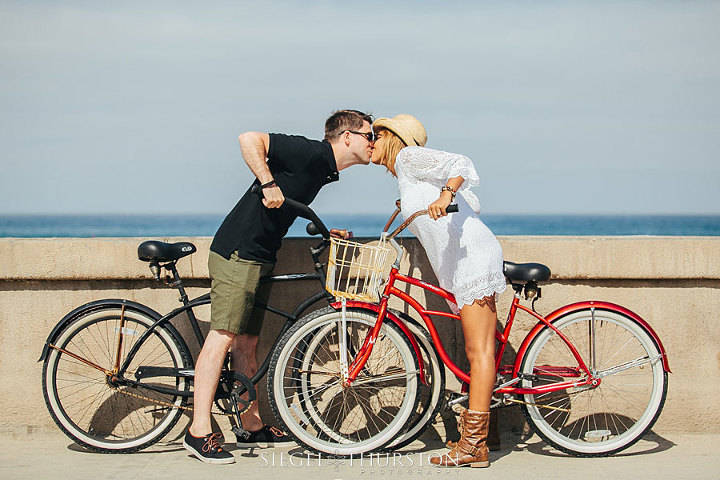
210,133,339,263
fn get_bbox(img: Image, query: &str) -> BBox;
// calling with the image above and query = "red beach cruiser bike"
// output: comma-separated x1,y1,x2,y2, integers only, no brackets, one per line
268,203,670,457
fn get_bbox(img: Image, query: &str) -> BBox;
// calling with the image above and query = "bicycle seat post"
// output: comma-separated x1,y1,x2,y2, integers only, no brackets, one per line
165,262,189,306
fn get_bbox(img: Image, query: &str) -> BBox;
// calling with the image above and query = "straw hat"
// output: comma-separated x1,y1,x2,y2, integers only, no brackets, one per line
373,114,427,147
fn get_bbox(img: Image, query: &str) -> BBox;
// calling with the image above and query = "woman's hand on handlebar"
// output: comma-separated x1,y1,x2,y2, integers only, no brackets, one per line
262,185,285,208
427,192,453,220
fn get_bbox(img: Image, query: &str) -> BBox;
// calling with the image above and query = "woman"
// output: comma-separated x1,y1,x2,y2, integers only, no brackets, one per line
371,114,506,468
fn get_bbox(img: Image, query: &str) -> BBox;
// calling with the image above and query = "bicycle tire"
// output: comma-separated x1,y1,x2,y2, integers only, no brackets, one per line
519,308,668,456
268,307,420,455
42,306,191,453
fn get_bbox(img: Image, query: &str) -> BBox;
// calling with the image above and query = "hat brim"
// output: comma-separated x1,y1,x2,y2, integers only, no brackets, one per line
373,118,420,147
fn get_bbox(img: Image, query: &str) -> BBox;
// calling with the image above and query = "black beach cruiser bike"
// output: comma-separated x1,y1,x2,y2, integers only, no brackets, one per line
38,192,354,453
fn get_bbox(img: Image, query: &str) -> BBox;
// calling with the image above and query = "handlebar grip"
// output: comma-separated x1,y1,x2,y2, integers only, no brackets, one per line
447,204,459,213
250,183,331,239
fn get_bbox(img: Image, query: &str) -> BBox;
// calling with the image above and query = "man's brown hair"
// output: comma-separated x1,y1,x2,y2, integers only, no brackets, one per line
324,109,373,141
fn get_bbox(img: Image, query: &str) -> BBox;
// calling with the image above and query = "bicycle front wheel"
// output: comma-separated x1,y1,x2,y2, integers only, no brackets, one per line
520,308,668,456
42,306,191,453
268,307,420,455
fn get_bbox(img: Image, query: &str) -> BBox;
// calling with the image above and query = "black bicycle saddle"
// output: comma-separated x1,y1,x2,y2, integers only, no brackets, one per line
503,261,551,282
137,240,197,263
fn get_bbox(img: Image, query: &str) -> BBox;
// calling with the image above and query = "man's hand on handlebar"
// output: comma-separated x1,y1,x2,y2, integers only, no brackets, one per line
330,229,353,240
251,183,331,239
262,185,285,208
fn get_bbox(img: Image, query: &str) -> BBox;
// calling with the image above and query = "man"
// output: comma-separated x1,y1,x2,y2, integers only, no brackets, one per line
183,110,375,464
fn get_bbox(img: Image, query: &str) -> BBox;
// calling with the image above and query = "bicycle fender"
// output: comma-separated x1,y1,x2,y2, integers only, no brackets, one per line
515,301,670,374
330,301,427,384
38,299,163,362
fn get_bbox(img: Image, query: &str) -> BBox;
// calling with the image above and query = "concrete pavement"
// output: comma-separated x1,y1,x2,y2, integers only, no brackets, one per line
2,431,718,480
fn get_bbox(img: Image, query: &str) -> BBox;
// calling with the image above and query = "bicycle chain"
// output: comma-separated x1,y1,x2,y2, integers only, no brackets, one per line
110,385,252,417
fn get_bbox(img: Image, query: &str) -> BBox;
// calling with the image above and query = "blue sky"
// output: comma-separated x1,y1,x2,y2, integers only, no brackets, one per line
1,1,718,215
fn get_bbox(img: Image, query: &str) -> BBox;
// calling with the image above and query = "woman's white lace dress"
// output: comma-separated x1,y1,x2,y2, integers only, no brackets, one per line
396,146,506,313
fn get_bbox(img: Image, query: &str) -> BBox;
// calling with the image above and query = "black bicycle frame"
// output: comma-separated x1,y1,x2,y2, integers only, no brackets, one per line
117,253,332,398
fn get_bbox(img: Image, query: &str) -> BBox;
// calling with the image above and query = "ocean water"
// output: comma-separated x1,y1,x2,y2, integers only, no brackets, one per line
1,214,719,238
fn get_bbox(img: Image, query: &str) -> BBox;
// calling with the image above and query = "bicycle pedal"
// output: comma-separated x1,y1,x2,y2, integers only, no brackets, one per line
444,392,468,410
232,426,251,441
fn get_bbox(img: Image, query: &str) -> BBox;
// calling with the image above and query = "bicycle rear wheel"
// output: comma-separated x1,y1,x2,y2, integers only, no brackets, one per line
268,307,419,455
42,306,191,452
520,308,668,456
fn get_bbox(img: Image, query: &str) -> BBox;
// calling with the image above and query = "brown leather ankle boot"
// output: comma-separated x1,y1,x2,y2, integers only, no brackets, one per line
446,409,500,451
431,410,490,468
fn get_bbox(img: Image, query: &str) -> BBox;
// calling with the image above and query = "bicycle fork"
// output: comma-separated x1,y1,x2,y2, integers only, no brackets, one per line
341,297,391,386
589,306,597,376
338,297,350,383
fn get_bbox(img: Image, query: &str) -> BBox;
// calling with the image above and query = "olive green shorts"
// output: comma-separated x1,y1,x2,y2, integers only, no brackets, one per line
208,250,275,336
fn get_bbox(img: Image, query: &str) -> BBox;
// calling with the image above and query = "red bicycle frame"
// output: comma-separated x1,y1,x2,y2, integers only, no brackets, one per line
340,263,670,396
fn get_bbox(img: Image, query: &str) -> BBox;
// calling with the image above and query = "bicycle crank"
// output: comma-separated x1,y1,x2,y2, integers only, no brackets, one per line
228,372,256,416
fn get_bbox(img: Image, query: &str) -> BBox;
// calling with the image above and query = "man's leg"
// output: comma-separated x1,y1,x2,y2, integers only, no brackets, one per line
183,328,236,464
231,332,291,447
195,250,266,435
230,334,264,431
189,329,235,436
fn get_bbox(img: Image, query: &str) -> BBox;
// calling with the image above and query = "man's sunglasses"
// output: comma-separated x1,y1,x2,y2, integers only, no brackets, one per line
344,130,375,142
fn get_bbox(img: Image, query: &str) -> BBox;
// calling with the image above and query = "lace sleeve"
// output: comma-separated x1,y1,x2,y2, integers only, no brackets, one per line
396,146,480,187
396,146,483,214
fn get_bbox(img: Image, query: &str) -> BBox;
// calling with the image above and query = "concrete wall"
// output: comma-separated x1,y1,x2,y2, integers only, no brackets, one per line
1,236,719,439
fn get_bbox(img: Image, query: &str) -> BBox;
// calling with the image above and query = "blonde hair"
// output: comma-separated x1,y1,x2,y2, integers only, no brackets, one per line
375,127,406,176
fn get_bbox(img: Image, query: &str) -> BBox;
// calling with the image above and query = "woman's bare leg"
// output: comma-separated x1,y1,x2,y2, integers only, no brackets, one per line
459,296,497,412
430,296,497,467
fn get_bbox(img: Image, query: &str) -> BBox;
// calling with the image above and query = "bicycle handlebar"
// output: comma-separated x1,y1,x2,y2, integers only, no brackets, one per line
382,203,459,269
306,222,352,239
250,184,331,239
387,203,459,239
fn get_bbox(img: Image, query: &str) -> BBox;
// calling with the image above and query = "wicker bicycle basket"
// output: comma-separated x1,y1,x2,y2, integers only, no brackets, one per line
325,236,393,302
